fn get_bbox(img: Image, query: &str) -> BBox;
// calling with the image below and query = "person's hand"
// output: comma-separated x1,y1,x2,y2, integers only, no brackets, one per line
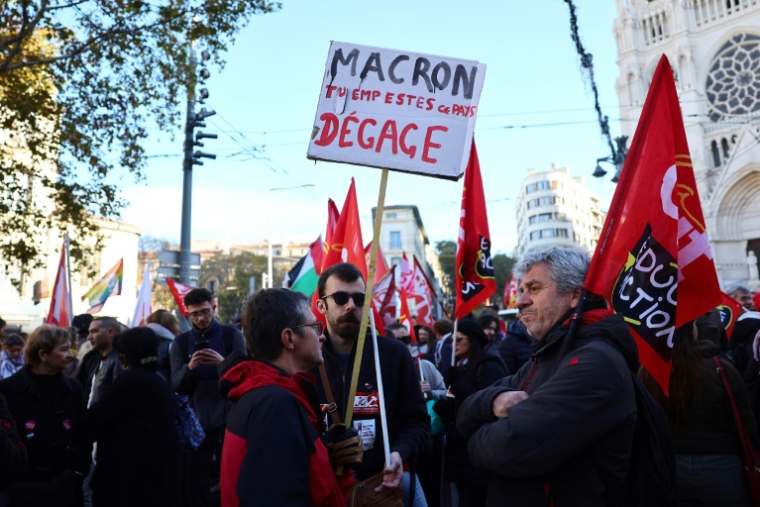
420,381,431,395
188,351,204,371
374,451,403,492
492,391,529,418
325,424,363,467
189,349,224,370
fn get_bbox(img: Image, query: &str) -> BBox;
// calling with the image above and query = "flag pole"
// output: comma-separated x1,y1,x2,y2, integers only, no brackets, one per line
339,168,389,475
64,233,73,320
369,309,392,467
451,317,458,368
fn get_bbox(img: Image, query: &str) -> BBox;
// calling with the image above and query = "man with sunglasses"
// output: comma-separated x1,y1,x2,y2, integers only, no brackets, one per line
219,288,350,506
170,288,246,507
314,263,429,503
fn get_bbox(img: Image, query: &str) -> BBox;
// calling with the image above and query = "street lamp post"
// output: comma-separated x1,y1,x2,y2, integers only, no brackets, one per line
268,184,316,288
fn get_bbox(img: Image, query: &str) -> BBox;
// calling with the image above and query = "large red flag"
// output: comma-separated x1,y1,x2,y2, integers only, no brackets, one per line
585,55,720,394
455,140,495,320
400,253,414,299
365,241,389,282
46,243,71,327
372,266,398,329
717,292,743,340
322,178,367,278
412,257,436,329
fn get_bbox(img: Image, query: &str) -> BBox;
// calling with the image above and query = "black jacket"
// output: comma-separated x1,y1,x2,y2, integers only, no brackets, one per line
497,319,534,375
312,331,430,480
672,341,760,455
170,320,246,431
0,366,90,482
436,348,507,487
458,310,638,506
84,368,178,507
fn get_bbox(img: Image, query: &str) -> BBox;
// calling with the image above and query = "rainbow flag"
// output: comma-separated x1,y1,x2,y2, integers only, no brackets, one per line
82,258,124,314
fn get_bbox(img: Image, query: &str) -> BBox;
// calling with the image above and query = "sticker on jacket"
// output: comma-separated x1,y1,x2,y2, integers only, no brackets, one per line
353,419,376,451
353,391,380,415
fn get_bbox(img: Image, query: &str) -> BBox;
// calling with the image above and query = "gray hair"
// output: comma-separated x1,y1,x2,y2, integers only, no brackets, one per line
724,284,750,298
515,247,590,294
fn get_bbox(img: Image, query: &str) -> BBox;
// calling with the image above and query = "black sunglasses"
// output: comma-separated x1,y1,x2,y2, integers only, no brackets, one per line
320,291,366,307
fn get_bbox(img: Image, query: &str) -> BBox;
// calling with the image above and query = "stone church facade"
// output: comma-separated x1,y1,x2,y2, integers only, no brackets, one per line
613,0,760,288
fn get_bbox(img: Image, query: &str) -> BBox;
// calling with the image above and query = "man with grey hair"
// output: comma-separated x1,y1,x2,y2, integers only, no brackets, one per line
725,283,756,312
457,247,639,505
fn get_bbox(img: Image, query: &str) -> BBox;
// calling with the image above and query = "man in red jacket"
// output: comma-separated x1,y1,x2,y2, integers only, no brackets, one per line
219,288,358,507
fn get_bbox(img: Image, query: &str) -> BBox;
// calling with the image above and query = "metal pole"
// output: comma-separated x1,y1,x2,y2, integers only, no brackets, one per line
268,190,273,289
64,233,73,321
180,44,197,287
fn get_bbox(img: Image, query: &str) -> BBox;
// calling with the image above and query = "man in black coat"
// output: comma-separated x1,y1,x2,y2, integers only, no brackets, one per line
313,263,430,492
457,247,638,506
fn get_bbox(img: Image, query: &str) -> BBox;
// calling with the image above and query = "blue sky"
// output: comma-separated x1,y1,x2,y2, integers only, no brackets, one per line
122,0,625,255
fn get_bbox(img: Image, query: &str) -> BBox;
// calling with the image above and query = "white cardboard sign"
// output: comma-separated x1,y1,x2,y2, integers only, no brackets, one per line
307,41,486,181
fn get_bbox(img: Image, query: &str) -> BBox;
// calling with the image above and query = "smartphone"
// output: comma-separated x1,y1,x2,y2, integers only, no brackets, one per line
194,340,210,352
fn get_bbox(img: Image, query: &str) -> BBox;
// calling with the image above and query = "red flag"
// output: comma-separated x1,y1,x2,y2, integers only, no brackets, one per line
372,267,398,329
399,292,417,343
46,243,71,327
754,293,760,313
400,253,414,299
371,304,387,338
717,292,743,340
311,199,342,321
321,199,340,273
584,55,720,394
412,257,436,329
322,178,367,278
365,241,389,282
455,140,496,320
166,278,193,317
506,273,518,309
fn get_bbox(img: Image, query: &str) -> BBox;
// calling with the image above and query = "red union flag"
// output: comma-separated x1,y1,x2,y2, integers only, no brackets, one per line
46,243,71,327
505,273,518,309
455,140,495,320
412,256,436,329
400,253,414,298
585,55,720,394
365,241,389,282
322,178,367,278
372,267,398,329
166,278,193,317
717,292,743,340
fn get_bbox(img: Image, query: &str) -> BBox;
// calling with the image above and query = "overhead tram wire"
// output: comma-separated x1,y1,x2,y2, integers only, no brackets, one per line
203,111,323,206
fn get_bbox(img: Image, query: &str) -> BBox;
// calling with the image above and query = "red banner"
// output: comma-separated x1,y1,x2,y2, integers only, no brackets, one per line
365,241,389,282
166,278,193,317
399,291,417,343
584,55,720,394
455,140,495,319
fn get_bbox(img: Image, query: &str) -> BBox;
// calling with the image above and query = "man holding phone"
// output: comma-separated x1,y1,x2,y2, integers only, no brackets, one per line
170,288,246,507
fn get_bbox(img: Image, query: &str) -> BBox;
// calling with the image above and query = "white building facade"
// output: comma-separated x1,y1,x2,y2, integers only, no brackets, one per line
515,165,605,259
613,0,760,287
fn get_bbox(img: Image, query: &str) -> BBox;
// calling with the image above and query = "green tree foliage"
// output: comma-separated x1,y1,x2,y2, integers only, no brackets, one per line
0,1,280,285
200,251,288,324
435,240,456,295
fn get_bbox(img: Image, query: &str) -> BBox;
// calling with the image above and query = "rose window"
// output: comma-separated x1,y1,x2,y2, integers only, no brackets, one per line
705,33,760,122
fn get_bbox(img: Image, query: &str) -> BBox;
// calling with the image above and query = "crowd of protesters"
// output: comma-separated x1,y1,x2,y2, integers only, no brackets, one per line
0,249,758,506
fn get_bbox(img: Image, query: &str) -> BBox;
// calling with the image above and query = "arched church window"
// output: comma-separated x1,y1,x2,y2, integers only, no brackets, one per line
711,140,721,168
705,33,760,121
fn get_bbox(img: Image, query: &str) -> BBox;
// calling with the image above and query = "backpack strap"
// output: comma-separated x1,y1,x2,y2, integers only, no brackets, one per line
318,363,342,427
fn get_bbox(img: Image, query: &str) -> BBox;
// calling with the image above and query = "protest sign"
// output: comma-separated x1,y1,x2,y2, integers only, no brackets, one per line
307,41,486,180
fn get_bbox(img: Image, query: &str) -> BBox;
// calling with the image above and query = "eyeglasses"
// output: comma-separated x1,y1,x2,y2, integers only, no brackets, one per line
456,336,467,343
292,322,325,335
320,291,366,307
188,308,213,320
